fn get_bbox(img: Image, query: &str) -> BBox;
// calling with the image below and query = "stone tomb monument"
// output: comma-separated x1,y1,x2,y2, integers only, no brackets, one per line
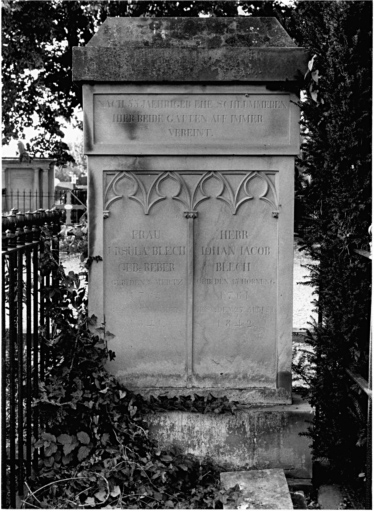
73,17,307,404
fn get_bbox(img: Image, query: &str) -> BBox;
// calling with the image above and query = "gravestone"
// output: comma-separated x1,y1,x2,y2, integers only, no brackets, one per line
73,17,307,404
2,158,55,212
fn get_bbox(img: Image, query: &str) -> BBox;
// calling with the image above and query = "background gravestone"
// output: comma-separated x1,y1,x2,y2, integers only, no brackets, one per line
73,17,307,404
2,158,55,212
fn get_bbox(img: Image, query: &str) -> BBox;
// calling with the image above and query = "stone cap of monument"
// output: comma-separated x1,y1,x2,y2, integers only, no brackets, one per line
73,17,308,82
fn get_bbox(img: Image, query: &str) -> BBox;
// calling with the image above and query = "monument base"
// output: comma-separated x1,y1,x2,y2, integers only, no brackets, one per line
130,386,291,405
146,394,313,477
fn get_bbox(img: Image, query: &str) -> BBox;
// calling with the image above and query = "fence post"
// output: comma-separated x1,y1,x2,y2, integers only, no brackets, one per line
1,218,9,508
6,225,17,509
15,214,26,499
24,213,33,479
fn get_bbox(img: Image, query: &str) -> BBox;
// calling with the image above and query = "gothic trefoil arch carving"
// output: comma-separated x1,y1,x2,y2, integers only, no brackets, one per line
103,170,279,219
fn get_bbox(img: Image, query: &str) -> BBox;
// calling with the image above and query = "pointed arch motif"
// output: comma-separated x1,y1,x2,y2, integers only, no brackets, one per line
103,170,279,218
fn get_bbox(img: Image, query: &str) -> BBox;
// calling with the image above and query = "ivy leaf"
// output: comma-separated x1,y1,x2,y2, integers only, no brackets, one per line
77,445,91,461
44,443,58,457
119,390,127,399
34,439,45,449
57,434,72,445
54,450,62,462
101,433,110,446
88,314,98,326
44,455,55,468
85,497,96,506
94,489,107,503
63,442,78,456
62,454,73,465
41,433,56,443
105,330,115,341
110,485,121,498
77,431,90,445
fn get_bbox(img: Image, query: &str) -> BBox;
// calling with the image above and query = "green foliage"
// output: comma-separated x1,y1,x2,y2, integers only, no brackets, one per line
25,234,242,509
295,0,372,481
2,0,296,163
59,220,88,257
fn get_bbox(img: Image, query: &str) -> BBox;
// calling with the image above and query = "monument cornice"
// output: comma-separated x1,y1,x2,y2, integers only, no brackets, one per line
73,46,308,83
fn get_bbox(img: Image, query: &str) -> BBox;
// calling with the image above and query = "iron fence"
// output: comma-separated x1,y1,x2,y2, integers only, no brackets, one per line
2,188,88,225
1,208,61,508
2,189,64,213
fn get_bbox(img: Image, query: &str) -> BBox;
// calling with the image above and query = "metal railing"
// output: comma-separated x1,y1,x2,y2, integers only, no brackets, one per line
2,188,88,225
2,190,63,213
1,208,61,508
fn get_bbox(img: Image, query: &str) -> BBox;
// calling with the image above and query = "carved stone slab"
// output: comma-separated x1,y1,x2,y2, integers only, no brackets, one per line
103,170,282,393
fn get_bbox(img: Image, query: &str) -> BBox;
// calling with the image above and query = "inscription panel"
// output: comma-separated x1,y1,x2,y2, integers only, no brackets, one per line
94,93,290,150
104,174,189,388
103,170,279,390
193,177,278,388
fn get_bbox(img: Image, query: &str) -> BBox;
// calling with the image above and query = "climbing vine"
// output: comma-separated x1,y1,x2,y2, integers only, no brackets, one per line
25,233,242,509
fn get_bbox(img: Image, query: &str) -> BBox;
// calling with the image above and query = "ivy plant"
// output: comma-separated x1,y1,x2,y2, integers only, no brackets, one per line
25,232,242,509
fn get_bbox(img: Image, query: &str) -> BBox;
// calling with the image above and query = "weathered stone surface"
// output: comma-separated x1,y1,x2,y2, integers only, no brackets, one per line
76,16,302,404
73,46,307,82
88,87,299,155
73,17,308,82
95,155,294,403
87,17,298,48
221,469,294,509
147,397,313,475
318,485,344,510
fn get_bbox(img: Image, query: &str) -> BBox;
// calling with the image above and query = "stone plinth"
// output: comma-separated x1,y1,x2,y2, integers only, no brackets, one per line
73,17,308,404
147,395,313,475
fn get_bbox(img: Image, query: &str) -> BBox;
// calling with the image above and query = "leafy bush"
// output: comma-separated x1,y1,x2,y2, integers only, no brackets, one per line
295,0,372,482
